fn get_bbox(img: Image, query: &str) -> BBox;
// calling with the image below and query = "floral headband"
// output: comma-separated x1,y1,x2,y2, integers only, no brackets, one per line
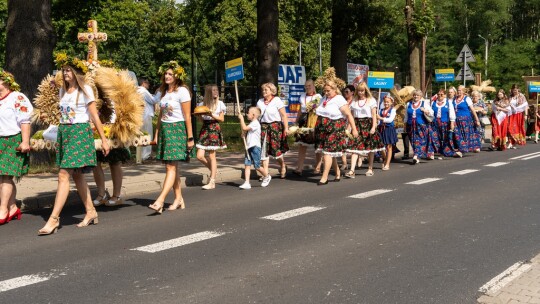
158,60,187,81
54,52,89,74
0,69,21,92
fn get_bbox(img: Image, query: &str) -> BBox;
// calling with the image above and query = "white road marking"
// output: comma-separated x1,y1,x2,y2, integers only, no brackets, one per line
484,162,509,167
260,206,325,221
349,189,394,199
509,151,540,160
450,169,479,175
479,262,532,296
131,231,226,253
522,154,540,160
0,274,50,293
405,178,442,185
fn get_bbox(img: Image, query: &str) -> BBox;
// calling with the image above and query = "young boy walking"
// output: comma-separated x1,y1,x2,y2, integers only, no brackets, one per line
238,107,272,189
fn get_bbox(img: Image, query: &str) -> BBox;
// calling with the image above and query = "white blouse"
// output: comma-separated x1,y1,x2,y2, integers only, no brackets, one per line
350,97,377,118
509,93,528,114
0,91,34,136
58,85,95,124
156,87,191,123
315,95,348,120
257,96,286,123
197,100,226,121
299,93,322,113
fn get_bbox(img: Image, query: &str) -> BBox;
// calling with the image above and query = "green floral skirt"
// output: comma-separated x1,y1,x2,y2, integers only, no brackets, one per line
156,121,195,161
97,147,131,164
0,133,29,178
56,123,97,169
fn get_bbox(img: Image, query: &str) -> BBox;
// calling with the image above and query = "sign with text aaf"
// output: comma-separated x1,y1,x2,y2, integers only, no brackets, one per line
435,69,455,82
278,64,306,124
225,57,244,82
367,71,394,89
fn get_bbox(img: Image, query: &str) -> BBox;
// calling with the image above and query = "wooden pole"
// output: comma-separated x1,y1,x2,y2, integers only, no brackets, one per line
235,80,250,157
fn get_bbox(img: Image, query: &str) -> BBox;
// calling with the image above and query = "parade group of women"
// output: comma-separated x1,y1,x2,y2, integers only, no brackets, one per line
1,58,539,235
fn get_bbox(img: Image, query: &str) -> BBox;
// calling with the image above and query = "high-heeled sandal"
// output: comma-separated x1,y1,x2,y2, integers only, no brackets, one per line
8,207,22,222
202,179,215,190
93,190,110,207
168,199,185,211
148,202,164,214
38,216,60,235
77,209,99,227
279,166,288,179
105,196,124,207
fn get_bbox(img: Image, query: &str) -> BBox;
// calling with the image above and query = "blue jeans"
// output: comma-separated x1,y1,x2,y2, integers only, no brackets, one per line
244,146,262,169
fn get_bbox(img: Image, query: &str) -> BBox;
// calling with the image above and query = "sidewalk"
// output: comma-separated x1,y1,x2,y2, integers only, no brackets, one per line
478,253,540,304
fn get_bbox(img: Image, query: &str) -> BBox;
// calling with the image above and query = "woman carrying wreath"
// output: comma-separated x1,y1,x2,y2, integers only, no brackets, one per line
293,79,322,176
39,58,110,235
195,84,227,190
0,70,33,225
257,82,289,179
314,80,358,185
148,61,194,214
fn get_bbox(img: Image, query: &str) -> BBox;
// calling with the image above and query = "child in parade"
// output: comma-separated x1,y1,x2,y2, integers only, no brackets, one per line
237,107,272,189
376,95,398,170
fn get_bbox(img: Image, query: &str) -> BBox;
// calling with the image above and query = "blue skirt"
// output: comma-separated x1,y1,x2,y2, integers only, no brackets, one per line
377,124,398,145
407,121,434,159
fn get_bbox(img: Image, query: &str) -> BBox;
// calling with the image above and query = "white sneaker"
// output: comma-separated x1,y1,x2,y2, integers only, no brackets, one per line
412,155,420,164
239,182,251,190
261,175,272,187
455,151,463,158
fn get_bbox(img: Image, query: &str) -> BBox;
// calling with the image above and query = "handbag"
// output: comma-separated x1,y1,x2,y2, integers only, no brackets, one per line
480,116,491,125
422,101,434,123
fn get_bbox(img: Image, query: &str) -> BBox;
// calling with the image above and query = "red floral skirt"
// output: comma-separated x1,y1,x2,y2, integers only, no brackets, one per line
314,116,348,157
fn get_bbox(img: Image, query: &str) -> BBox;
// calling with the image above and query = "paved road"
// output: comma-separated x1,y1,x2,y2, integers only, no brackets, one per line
2,145,540,303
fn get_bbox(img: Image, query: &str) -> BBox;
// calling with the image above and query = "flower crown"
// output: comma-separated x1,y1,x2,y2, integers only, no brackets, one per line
158,61,187,81
54,52,89,74
0,69,21,92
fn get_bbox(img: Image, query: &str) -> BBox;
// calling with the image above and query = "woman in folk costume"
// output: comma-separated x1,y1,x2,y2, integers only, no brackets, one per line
452,85,481,154
339,84,355,173
471,90,488,143
0,70,32,225
293,79,322,176
429,89,459,157
489,89,511,151
38,57,110,235
345,82,384,178
376,95,398,170
257,82,289,179
195,84,227,190
148,61,194,214
314,80,358,185
404,89,435,164
507,84,528,148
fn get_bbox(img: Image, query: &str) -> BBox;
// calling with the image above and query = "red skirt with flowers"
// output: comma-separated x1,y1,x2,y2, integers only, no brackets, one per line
347,117,385,155
261,121,289,159
314,116,348,157
196,120,227,150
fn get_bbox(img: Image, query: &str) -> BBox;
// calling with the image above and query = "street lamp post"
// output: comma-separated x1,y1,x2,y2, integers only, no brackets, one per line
478,34,488,78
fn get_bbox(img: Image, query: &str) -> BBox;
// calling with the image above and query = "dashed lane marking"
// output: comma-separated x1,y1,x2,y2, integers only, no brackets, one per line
450,169,479,175
509,151,540,160
484,162,509,167
260,206,326,221
0,274,50,293
348,189,394,199
131,231,226,253
405,178,442,185
522,154,540,160
478,261,532,296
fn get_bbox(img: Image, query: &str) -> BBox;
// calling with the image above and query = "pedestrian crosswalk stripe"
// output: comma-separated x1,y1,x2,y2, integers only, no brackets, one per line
509,151,540,160
260,206,325,221
450,169,479,175
484,162,509,167
348,189,394,199
405,178,442,185
0,274,50,293
131,231,226,253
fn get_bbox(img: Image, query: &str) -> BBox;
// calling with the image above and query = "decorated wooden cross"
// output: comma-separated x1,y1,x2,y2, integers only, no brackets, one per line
77,20,108,63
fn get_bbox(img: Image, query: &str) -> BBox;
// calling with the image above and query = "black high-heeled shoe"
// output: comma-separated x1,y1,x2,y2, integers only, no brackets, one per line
317,180,329,186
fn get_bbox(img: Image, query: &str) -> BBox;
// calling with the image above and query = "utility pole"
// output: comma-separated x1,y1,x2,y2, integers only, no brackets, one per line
478,35,488,78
